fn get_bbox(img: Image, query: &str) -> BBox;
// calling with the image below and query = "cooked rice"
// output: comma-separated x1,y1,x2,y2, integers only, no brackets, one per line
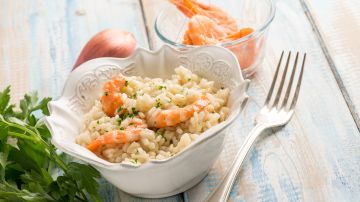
76,66,230,164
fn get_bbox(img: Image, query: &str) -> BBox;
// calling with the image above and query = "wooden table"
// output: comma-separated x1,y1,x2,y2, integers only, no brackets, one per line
1,0,360,201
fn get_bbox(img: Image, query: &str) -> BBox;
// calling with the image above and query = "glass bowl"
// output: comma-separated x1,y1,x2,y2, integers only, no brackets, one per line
155,0,275,77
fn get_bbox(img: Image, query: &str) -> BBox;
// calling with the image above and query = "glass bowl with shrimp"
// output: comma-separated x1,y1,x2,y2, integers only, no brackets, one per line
155,0,275,77
45,45,249,198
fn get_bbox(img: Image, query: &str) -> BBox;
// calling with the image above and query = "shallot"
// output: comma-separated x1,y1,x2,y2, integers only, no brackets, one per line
73,29,137,69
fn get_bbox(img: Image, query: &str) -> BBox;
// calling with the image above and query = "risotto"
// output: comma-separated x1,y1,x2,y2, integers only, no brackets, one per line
76,66,230,164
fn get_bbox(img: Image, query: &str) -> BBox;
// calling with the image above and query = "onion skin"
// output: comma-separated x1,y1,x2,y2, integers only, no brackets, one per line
73,29,137,69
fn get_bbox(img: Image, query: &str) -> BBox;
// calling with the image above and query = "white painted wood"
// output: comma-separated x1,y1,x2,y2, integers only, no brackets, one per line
141,0,360,201
0,1,182,201
303,0,360,128
0,0,148,101
2,0,360,201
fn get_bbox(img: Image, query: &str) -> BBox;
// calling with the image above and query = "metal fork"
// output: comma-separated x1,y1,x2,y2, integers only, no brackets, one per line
208,51,306,202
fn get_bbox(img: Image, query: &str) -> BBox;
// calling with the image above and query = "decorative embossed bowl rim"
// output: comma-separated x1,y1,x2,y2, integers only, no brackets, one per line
45,45,249,170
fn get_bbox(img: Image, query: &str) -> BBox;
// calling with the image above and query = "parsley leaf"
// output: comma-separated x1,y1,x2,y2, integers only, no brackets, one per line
0,87,102,202
0,86,10,114
117,106,124,114
0,86,15,117
158,86,166,90
131,107,139,115
155,99,162,108
129,93,137,99
155,130,167,141
67,162,101,201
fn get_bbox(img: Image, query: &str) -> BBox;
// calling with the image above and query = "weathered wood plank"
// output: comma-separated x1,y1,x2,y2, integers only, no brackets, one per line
141,0,360,201
301,0,360,130
0,0,182,201
0,0,148,100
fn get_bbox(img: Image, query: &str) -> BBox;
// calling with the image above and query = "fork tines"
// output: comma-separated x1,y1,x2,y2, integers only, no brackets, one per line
265,51,306,110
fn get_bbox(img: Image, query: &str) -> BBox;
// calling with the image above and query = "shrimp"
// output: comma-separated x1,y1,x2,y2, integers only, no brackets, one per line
101,75,126,117
147,96,210,128
225,27,257,69
184,17,254,45
87,117,147,152
184,15,227,45
170,0,238,34
184,17,257,68
226,27,254,41
86,128,142,152
183,30,193,45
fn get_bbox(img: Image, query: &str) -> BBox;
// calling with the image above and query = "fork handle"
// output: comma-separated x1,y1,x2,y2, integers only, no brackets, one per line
207,123,267,202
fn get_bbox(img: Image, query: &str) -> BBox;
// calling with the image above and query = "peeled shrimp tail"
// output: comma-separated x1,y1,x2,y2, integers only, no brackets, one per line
169,0,238,34
87,129,141,152
101,75,126,117
185,15,227,45
147,96,210,128
169,0,198,18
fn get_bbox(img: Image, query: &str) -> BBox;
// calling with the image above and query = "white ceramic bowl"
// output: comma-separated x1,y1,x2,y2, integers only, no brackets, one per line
45,45,249,198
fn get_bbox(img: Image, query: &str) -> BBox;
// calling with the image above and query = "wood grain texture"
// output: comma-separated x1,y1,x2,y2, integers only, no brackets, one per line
0,0,148,101
0,0,182,201
301,0,360,130
2,0,360,201
141,0,360,201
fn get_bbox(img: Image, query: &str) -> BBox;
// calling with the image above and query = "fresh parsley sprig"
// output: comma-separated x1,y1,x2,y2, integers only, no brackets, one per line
0,86,102,202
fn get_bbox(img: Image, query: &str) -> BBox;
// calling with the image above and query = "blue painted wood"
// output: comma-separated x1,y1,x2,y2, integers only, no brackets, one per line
0,0,180,201
0,0,148,100
302,0,360,130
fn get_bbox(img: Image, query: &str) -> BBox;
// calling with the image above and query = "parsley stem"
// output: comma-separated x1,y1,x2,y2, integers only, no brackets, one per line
5,122,42,142
6,123,89,201
79,191,88,202
0,144,9,182
75,195,87,202
8,131,37,142
5,121,68,171
3,180,18,192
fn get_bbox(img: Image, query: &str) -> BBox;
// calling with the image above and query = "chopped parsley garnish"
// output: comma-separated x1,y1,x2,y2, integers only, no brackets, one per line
187,78,191,82
117,106,124,114
155,98,162,108
131,159,138,164
116,108,139,125
130,93,137,99
116,117,123,125
96,120,100,124
158,85,166,90
119,127,124,130
131,107,139,115
127,113,136,118
156,130,167,141
125,80,129,87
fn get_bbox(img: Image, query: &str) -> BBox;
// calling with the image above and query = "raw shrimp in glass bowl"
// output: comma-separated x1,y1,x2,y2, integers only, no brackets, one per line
155,0,275,77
